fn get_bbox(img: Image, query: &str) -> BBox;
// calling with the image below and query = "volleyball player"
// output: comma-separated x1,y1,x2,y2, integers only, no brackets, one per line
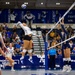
0,29,8,75
48,18,71,72
16,21,41,63
60,19,71,72
4,43,15,71
0,27,15,72
62,42,71,72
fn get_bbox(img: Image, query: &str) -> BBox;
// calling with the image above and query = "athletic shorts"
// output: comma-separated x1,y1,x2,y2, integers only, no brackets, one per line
5,53,12,58
24,35,32,41
63,44,70,50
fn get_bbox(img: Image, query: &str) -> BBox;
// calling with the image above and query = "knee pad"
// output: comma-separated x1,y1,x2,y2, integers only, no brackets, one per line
28,49,32,54
63,58,67,61
22,49,27,53
67,58,71,61
12,62,14,65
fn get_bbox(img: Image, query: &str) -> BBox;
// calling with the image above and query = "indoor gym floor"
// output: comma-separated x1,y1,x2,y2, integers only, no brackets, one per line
2,69,75,75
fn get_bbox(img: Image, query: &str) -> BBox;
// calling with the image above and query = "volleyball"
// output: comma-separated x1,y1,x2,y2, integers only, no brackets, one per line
21,4,26,9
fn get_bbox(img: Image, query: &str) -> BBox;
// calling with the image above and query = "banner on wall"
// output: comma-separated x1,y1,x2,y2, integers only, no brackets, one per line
0,55,75,70
0,9,75,23
0,55,45,69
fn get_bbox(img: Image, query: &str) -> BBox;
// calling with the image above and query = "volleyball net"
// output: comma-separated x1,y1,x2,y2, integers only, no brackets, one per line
45,2,75,70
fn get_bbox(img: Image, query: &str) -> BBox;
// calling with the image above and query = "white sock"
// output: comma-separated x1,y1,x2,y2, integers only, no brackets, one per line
11,67,14,70
29,56,32,60
20,56,24,60
22,56,24,58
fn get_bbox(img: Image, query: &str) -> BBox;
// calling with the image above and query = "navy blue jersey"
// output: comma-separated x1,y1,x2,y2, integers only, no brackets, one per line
62,42,70,50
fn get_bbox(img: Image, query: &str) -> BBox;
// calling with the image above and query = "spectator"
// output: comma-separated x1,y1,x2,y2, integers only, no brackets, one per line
12,25,17,33
49,31,56,38
55,11,61,23
69,40,74,53
2,22,9,30
56,34,61,42
6,30,12,38
23,11,35,28
40,11,47,23
67,25,74,37
57,45,62,55
15,34,21,43
42,29,48,42
0,25,3,32
72,47,75,54
14,41,21,55
10,12,16,23
2,33,6,42
12,32,17,40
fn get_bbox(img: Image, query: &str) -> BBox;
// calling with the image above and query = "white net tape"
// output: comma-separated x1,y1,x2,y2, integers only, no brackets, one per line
49,35,75,49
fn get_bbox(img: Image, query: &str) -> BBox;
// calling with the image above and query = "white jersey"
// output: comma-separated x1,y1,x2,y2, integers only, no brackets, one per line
17,22,40,37
6,47,14,58
18,22,32,35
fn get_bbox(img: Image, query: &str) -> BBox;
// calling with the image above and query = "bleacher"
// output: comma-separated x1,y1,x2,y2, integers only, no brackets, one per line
0,23,75,70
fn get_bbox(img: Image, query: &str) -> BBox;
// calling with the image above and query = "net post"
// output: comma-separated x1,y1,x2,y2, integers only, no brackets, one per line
45,39,48,70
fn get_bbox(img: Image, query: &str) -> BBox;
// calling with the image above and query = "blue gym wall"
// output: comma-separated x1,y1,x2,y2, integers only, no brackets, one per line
0,9,75,23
